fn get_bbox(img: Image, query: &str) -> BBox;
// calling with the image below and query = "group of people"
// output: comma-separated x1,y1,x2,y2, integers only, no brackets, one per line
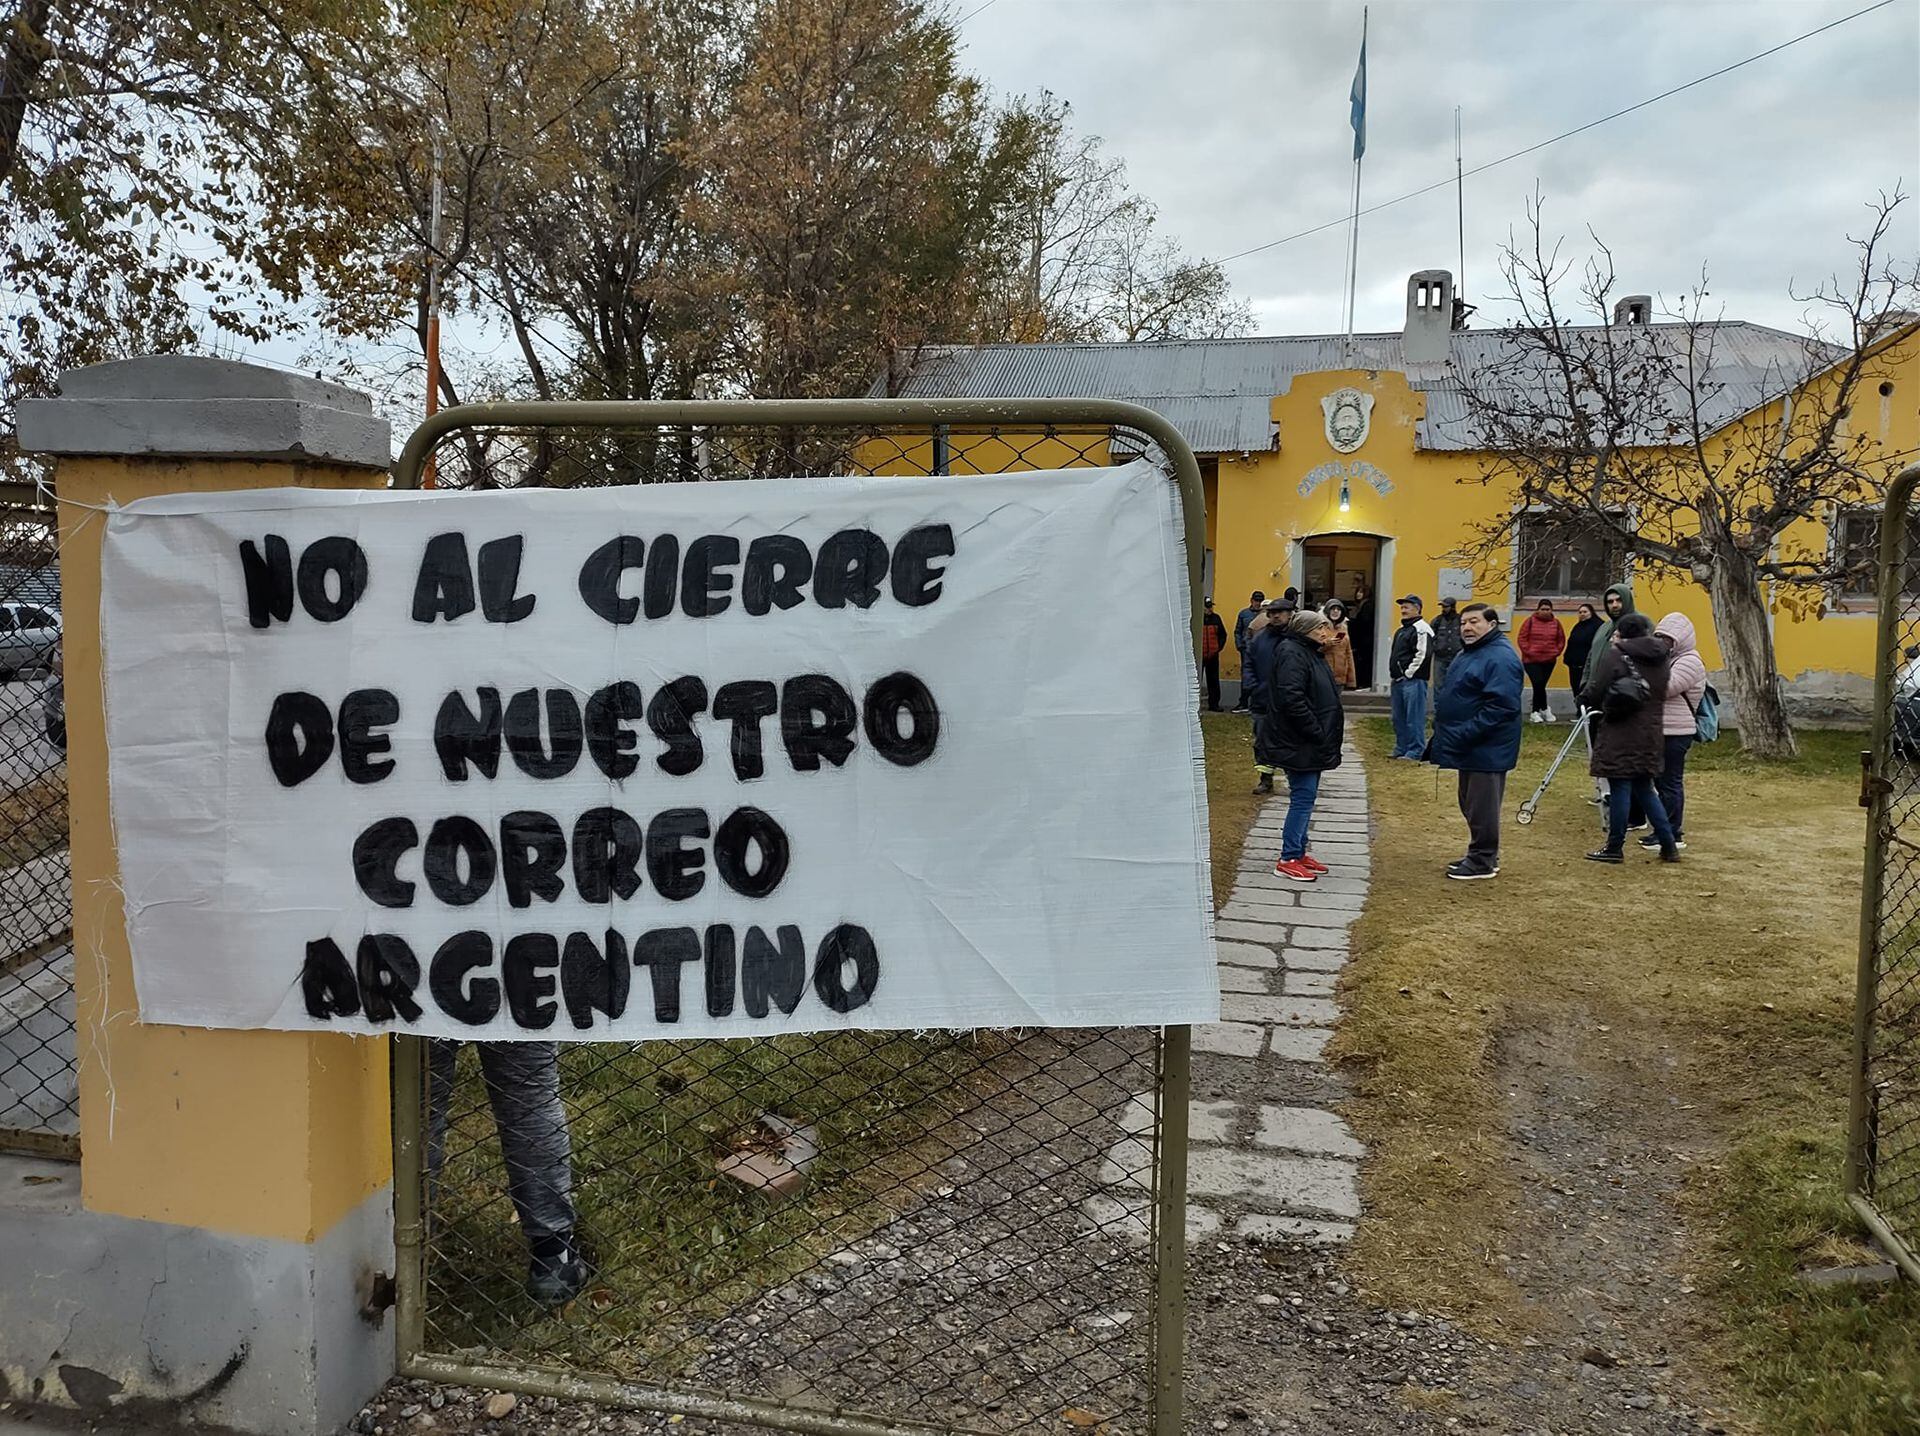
1231,580,1712,882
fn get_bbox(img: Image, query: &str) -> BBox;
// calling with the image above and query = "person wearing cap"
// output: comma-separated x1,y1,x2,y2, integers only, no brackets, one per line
1265,608,1346,881
1245,598,1291,791
1427,602,1525,880
1430,596,1465,695
1231,590,1266,710
1201,599,1228,711
1388,594,1435,758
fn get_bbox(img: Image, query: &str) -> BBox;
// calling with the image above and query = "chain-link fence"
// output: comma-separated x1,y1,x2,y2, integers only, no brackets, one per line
0,494,74,1159
390,400,1204,1435
1850,460,1920,1281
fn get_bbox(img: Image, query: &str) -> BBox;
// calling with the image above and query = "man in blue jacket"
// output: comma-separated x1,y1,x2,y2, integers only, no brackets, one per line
1427,602,1524,881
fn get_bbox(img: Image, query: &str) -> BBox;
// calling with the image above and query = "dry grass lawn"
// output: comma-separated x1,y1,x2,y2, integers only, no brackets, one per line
1332,717,1920,1434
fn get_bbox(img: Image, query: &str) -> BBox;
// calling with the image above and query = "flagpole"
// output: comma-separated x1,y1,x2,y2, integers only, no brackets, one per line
1343,6,1368,359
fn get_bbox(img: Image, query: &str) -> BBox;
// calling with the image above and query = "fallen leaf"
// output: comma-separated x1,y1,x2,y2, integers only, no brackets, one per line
1063,1410,1104,1429
483,1393,517,1420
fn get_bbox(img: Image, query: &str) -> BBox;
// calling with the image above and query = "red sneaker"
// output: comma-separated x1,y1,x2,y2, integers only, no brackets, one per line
1273,858,1319,882
1299,854,1330,875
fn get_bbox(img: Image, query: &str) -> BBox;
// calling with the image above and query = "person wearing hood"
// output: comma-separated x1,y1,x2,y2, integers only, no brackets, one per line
1245,599,1290,792
1428,602,1525,880
1580,611,1680,862
1649,612,1708,851
1581,582,1635,688
1516,599,1568,723
1387,595,1436,758
1563,602,1602,710
1322,598,1358,688
1266,609,1346,882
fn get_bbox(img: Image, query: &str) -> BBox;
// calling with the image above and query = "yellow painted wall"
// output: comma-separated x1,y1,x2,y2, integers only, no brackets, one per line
1211,328,1920,689
61,455,392,1245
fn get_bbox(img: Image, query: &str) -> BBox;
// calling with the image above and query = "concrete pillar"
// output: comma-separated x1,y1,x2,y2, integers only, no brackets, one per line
1,358,395,1431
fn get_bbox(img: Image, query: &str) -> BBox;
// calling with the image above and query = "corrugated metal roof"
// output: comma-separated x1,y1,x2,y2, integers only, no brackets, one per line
877,322,1826,454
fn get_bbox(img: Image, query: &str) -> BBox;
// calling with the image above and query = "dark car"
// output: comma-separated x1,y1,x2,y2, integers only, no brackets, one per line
0,600,59,679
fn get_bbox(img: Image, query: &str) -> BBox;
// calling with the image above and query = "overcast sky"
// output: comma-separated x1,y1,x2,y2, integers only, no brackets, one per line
954,0,1919,338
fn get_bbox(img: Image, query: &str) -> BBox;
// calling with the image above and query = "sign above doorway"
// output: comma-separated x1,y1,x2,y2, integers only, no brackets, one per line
1298,458,1394,500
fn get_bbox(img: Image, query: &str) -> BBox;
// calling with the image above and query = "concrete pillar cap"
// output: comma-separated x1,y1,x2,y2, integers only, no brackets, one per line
16,355,392,470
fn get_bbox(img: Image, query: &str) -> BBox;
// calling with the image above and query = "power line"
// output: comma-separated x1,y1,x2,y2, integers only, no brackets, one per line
956,0,1003,25
1216,0,1899,266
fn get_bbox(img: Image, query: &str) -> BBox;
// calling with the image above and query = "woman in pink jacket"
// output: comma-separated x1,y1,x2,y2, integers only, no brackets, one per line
1650,612,1708,850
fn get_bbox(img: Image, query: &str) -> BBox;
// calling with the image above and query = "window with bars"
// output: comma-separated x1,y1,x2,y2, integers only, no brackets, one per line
1516,512,1627,600
1834,508,1920,601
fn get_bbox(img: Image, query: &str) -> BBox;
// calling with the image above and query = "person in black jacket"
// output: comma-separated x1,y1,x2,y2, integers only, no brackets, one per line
1563,601,1601,710
1580,612,1680,863
1265,610,1346,882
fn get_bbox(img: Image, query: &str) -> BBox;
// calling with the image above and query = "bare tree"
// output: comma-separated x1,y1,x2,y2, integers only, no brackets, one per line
1450,193,1919,758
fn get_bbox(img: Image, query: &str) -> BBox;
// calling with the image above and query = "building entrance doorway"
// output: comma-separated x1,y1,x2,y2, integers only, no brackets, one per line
1294,532,1393,690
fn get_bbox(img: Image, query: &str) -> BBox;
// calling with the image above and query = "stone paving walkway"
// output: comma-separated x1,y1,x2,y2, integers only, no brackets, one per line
1088,742,1369,1245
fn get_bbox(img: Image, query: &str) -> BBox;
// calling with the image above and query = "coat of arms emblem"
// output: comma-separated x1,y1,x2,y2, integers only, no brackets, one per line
1321,387,1374,454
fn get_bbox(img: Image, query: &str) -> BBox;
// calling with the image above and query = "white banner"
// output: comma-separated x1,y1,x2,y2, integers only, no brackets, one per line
100,462,1217,1038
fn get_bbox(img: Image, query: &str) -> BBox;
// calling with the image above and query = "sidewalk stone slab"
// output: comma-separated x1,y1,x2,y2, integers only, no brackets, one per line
1097,1136,1155,1190
1191,1021,1267,1059
1187,1148,1361,1218
1221,994,1341,1027
1218,966,1271,995
1283,948,1347,973
1218,902,1300,926
1188,1101,1242,1144
1287,927,1351,950
1225,886,1299,909
1285,970,1337,996
1276,905,1361,930
1216,919,1298,945
1215,941,1280,970
1253,1105,1366,1158
1269,1027,1334,1063
1297,891,1368,913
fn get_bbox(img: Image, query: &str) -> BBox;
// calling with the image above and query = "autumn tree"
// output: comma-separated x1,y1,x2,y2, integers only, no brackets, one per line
0,0,364,453
1450,194,1918,758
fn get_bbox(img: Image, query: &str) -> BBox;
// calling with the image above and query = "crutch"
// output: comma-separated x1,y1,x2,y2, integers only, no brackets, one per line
1514,710,1593,826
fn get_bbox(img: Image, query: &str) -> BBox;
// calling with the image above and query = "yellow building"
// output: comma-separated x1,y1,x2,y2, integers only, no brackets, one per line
888,270,1920,718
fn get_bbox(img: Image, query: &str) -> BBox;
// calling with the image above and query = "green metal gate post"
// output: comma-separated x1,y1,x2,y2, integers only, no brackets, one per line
1847,460,1920,1283
387,397,1207,1436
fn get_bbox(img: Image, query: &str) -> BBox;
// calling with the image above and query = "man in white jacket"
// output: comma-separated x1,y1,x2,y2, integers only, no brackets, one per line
1388,595,1435,759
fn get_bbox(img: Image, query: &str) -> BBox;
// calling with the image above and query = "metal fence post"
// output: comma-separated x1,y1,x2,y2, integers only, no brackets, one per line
1847,461,1920,1280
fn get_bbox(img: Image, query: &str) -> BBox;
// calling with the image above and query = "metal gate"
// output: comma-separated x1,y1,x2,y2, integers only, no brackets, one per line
0,483,74,1160
387,398,1205,1435
1850,459,1920,1280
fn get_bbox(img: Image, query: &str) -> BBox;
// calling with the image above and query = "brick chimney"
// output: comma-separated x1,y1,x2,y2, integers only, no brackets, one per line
1404,270,1455,364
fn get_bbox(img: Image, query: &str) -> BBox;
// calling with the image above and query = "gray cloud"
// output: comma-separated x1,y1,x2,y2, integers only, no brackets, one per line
958,0,1920,336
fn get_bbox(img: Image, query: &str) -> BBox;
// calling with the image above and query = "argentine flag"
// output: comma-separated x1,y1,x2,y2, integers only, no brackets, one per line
1349,19,1367,162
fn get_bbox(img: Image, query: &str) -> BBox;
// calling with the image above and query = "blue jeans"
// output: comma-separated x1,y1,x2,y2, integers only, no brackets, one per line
1282,768,1321,860
1606,777,1675,852
1390,678,1428,757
